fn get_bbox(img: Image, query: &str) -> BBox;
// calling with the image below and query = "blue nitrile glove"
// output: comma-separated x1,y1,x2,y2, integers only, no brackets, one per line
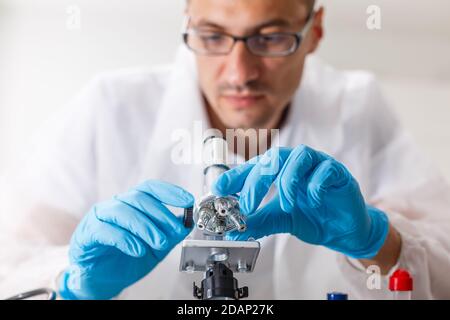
59,180,194,300
213,145,389,259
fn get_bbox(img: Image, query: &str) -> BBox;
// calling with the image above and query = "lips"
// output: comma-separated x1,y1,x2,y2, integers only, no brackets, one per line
222,94,264,108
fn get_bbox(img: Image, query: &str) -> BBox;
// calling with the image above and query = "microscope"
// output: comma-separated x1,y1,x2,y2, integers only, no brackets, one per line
180,136,260,300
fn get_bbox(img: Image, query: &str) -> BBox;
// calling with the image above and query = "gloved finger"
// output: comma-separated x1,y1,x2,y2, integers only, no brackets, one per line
115,190,191,237
135,180,195,208
95,201,169,251
73,217,147,258
239,148,291,215
306,159,352,208
277,145,329,212
212,159,258,197
226,197,292,241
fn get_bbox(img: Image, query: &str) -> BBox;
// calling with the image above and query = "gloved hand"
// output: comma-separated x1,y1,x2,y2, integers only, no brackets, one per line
59,180,194,300
213,145,389,259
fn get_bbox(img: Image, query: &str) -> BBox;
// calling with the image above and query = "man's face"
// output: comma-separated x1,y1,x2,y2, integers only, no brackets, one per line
186,0,323,130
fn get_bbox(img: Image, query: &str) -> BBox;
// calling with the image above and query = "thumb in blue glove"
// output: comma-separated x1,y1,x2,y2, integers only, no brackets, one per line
59,180,194,300
213,145,389,259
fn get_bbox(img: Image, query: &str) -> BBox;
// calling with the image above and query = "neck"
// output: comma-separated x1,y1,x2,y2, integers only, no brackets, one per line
205,99,290,160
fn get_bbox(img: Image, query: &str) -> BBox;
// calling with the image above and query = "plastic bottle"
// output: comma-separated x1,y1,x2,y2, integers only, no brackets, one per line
389,269,413,300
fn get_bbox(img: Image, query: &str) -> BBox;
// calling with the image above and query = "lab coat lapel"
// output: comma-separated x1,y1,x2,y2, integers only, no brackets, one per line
139,46,207,197
280,56,345,156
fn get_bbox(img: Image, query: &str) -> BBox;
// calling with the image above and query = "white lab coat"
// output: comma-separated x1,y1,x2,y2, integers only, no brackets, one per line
1,46,450,300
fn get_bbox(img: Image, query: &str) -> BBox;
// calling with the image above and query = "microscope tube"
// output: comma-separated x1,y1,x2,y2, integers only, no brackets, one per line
203,136,229,194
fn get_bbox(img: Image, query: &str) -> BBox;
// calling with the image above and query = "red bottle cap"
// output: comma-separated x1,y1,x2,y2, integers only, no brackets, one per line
389,269,413,291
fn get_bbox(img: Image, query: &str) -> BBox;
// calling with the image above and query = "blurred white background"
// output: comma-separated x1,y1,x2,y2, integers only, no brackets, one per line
0,0,449,179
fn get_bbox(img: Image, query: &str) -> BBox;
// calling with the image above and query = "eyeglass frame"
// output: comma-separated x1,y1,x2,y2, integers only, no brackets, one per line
182,12,315,57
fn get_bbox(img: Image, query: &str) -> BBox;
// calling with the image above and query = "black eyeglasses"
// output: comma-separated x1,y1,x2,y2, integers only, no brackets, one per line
182,14,314,57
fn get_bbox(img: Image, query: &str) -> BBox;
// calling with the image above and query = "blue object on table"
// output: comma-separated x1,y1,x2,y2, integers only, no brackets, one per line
327,292,348,300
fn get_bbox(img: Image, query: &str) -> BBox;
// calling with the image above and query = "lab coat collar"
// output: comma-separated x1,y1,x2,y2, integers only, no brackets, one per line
149,46,208,149
282,56,345,156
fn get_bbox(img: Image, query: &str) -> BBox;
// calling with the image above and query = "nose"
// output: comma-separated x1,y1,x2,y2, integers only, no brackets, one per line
223,40,261,88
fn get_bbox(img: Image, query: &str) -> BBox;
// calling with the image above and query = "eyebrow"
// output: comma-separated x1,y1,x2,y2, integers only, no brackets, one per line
194,18,293,32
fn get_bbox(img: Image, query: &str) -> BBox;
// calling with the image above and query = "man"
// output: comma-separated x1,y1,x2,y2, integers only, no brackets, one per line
1,0,450,299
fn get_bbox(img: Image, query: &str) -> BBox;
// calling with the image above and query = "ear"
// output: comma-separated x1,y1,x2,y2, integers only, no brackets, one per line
307,6,325,54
